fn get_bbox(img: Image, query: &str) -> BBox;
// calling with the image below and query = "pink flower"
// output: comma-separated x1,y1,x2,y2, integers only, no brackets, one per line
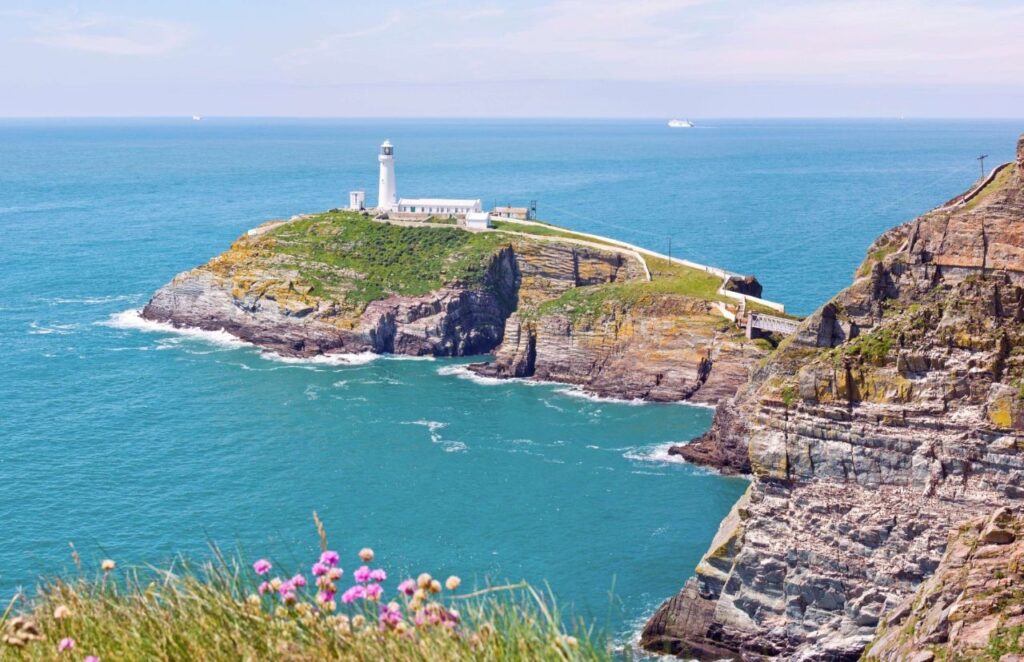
281,591,298,605
311,562,328,577
341,585,366,603
353,565,371,583
278,579,294,595
369,568,387,582
397,579,416,596
291,574,307,588
320,550,340,566
317,590,336,603
258,581,271,595
58,637,75,652
85,657,100,662
379,602,402,627
365,583,383,600
253,559,272,575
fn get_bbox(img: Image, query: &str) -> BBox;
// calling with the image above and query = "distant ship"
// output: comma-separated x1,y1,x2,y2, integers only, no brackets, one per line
667,119,695,128
192,115,203,121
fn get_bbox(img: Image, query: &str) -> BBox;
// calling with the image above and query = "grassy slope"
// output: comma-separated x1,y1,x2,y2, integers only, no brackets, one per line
264,212,510,308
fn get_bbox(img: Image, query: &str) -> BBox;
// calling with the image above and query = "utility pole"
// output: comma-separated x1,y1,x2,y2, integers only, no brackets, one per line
978,154,989,179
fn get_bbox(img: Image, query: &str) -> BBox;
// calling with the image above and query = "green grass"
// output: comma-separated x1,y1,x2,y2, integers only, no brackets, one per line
490,221,621,250
531,256,726,321
964,163,1016,210
266,212,509,308
0,551,612,661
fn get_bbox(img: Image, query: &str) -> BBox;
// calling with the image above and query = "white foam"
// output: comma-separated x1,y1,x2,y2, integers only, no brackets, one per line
402,420,466,453
99,310,249,349
261,351,379,366
435,364,508,386
28,321,79,335
46,294,141,306
622,442,690,465
553,386,646,406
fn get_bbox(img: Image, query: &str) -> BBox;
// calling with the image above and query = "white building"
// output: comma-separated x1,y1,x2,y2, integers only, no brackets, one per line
397,198,482,215
465,211,492,229
348,190,365,211
377,140,397,210
374,139,482,217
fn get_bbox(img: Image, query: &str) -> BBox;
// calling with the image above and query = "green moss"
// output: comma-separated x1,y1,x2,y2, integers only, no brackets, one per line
266,211,509,309
843,328,895,365
781,385,797,409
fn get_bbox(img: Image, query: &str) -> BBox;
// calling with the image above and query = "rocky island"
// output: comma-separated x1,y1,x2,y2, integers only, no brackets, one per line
142,212,774,404
642,135,1024,659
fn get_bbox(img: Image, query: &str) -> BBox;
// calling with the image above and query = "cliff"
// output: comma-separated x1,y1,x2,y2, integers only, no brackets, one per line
143,212,766,403
865,507,1024,661
642,136,1024,659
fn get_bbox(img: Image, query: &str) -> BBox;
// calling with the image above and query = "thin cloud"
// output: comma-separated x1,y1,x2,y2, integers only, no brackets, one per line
6,9,191,56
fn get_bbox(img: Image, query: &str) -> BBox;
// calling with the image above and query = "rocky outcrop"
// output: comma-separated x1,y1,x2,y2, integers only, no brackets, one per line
865,507,1024,661
643,134,1024,659
143,213,762,402
470,297,763,404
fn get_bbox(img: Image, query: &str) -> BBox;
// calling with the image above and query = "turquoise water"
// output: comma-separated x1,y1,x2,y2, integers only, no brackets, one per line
1,118,1020,640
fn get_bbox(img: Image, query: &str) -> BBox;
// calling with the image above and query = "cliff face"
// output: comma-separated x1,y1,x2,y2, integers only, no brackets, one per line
143,212,761,403
865,507,1024,661
643,136,1024,659
472,297,759,404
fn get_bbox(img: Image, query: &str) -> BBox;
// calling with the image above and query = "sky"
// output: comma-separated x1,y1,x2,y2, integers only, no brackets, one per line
2,0,1024,118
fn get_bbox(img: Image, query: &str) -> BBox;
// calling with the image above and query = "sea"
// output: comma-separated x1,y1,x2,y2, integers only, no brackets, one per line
1,118,1020,643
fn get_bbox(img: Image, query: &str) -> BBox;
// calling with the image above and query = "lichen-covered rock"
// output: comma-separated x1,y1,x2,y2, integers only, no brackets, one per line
865,507,1024,661
643,134,1024,659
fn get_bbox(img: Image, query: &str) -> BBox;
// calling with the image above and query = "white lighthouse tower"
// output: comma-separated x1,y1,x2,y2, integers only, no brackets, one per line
377,139,397,211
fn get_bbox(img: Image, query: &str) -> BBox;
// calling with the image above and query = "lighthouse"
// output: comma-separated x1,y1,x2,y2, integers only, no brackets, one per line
377,139,397,210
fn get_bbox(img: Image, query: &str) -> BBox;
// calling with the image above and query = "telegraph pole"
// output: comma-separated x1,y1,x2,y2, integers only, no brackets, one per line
978,154,989,179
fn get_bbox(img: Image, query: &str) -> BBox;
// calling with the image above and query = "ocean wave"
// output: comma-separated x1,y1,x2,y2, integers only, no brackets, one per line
99,310,249,349
28,321,79,335
45,294,142,306
402,420,465,453
435,364,508,386
553,386,646,406
261,352,379,367
622,442,690,465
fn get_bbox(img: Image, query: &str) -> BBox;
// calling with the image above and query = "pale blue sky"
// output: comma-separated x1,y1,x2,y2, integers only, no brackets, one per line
3,0,1023,117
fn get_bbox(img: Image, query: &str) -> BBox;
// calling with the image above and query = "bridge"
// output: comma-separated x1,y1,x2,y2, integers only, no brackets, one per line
746,312,801,339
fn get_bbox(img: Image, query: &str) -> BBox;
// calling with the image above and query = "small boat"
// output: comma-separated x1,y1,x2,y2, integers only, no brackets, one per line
668,119,694,128
192,115,203,121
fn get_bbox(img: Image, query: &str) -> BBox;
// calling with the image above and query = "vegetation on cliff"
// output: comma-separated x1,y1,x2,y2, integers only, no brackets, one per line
220,211,510,314
1,534,609,662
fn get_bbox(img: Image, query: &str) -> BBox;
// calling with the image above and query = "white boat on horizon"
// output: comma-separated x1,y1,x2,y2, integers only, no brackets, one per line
668,119,695,128
192,115,203,121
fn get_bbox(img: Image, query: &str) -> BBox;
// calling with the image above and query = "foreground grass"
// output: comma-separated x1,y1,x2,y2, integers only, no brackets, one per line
1,550,611,661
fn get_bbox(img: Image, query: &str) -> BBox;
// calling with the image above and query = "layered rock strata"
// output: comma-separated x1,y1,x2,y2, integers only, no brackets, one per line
143,214,762,402
643,135,1024,659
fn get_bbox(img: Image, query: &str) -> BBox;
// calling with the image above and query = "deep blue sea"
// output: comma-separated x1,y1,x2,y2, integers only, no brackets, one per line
1,118,1020,642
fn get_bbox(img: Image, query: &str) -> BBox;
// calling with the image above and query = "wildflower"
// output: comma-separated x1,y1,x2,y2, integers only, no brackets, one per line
291,574,307,588
370,568,387,582
445,575,461,591
258,581,271,595
85,657,100,662
252,559,272,575
429,579,442,594
559,635,579,649
58,637,75,652
365,583,383,601
353,565,371,583
274,606,288,618
278,579,294,595
340,585,365,603
317,590,337,604
101,559,116,572
327,567,343,581
321,600,337,613
417,573,432,589
448,608,461,623
358,547,374,562
53,605,72,620
269,577,283,592
397,579,416,596
320,550,340,566
246,594,262,607
379,601,402,627
413,588,426,601
311,562,328,577
295,603,312,616
352,614,366,629
281,591,298,606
